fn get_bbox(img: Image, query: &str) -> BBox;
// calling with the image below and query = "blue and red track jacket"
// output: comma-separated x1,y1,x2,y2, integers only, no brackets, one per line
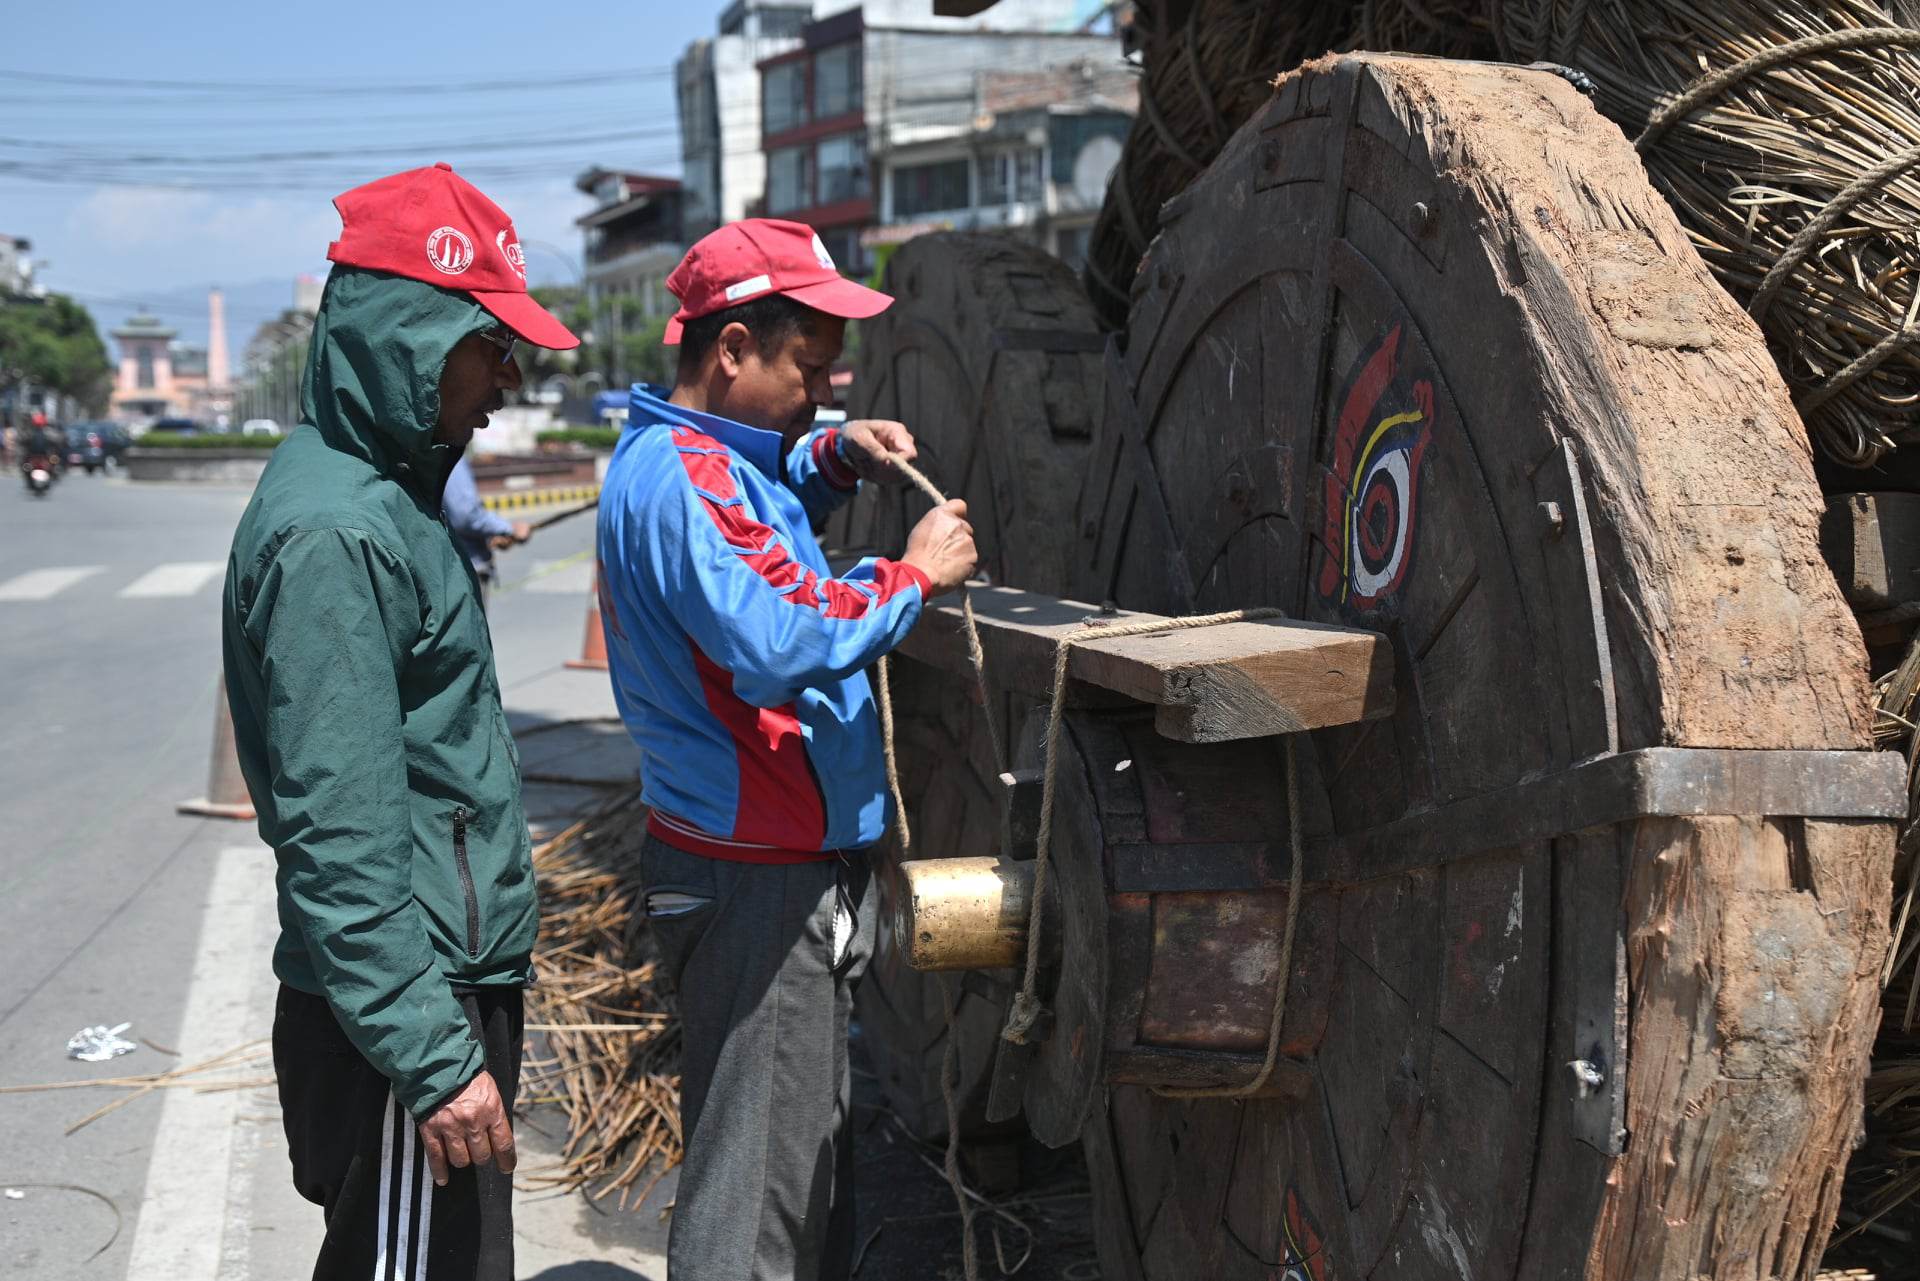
597,384,930,861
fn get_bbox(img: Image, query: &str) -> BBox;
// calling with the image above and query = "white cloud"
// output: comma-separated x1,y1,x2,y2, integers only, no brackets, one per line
68,186,339,290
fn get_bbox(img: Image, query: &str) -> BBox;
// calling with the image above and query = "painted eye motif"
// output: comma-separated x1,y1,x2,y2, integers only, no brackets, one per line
1317,323,1435,612
1346,407,1428,602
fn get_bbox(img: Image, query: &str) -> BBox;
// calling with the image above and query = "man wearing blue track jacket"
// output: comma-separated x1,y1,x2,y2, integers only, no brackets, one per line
596,218,977,1280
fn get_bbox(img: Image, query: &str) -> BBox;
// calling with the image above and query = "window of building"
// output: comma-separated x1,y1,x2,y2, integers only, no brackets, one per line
813,43,861,119
137,346,155,390
892,158,970,218
981,147,1045,205
768,145,813,215
759,7,809,38
764,62,808,136
817,133,869,205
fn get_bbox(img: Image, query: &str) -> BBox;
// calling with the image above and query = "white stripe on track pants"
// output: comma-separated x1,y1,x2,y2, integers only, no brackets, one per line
273,984,521,1280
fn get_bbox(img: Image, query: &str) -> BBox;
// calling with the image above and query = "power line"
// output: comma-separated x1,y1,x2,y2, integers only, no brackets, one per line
0,65,675,96
0,124,686,166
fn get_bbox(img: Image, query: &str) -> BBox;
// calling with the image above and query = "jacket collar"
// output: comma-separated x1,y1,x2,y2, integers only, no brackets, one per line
630,383,783,481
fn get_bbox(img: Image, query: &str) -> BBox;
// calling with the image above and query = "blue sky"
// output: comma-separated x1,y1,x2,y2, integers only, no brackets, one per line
2,0,725,346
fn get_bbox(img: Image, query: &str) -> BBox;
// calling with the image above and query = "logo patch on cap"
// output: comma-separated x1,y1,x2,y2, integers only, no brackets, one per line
811,234,836,271
426,226,474,275
723,274,773,302
495,229,527,280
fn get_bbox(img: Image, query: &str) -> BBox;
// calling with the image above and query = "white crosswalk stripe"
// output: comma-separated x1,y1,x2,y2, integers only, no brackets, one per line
119,560,225,599
0,566,104,601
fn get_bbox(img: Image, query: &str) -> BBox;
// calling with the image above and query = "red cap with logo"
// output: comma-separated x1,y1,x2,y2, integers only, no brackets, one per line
663,218,892,344
326,163,580,350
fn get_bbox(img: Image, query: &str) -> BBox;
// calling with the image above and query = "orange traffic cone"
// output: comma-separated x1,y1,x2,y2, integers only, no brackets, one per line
565,558,610,671
178,675,257,821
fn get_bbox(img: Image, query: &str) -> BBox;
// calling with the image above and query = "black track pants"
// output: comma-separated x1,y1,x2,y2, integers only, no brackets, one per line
273,984,522,1281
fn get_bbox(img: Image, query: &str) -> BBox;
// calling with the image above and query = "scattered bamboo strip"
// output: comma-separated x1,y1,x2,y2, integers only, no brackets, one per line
1496,0,1920,465
1822,631,1920,1270
0,1040,273,1136
518,785,687,1203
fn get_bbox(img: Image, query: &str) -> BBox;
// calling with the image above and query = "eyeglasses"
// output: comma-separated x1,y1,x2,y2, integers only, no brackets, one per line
477,326,518,365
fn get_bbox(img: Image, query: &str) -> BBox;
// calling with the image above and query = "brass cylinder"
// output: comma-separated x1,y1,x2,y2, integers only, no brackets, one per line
896,856,1034,971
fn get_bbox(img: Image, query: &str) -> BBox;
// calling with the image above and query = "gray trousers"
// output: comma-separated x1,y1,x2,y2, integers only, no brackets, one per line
640,834,875,1281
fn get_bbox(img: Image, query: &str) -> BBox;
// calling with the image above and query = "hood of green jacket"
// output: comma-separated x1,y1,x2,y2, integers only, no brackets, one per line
301,266,490,486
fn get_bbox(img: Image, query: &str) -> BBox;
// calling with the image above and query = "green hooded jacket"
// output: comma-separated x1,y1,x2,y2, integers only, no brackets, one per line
222,267,535,1118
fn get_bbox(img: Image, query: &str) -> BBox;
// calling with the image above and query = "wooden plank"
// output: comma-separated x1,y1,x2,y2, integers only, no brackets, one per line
1314,747,1906,883
894,583,1395,741
1820,491,1920,608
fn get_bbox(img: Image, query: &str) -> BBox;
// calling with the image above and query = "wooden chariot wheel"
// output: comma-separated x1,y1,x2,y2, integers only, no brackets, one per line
825,233,1105,1139
1034,55,1890,1281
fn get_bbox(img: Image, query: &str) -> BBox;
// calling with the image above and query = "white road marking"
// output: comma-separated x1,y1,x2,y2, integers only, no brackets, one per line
0,566,104,601
119,561,224,599
521,558,595,595
123,845,272,1280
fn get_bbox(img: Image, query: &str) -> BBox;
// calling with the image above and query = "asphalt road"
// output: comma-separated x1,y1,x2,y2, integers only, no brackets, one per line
0,466,605,1279
0,463,1095,1281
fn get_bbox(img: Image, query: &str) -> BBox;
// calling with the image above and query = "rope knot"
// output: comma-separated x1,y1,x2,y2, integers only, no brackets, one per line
1000,991,1047,1045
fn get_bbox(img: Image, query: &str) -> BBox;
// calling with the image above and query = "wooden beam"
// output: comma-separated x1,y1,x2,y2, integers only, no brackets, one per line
892,584,1394,742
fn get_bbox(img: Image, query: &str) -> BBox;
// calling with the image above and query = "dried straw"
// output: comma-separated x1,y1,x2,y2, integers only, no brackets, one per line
1495,0,1920,466
517,786,685,1209
1827,643,1920,1262
1082,0,1366,330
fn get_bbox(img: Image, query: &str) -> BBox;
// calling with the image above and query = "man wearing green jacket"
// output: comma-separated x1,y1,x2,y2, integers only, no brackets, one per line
222,163,578,1281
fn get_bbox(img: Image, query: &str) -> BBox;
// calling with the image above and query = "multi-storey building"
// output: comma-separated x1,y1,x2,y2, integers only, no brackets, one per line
677,1,816,241
872,59,1132,271
573,168,687,387
0,233,34,296
756,1,1123,275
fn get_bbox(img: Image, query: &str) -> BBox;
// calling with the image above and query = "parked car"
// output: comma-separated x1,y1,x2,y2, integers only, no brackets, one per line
97,423,133,464
63,424,106,473
241,418,282,436
144,417,204,438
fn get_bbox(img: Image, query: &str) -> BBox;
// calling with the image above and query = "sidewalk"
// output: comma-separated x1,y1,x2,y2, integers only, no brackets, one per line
107,533,1098,1279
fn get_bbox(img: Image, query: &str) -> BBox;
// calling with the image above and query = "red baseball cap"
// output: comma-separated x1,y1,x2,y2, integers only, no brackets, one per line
326,163,580,350
663,218,891,344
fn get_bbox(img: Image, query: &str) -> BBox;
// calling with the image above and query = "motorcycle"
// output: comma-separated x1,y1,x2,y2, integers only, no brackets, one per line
22,452,56,497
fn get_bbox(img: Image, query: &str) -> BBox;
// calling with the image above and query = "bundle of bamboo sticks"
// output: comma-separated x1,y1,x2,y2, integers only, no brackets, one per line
1496,0,1920,466
517,787,685,1210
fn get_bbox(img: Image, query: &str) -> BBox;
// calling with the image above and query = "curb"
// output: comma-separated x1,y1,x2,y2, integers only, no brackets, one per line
483,484,600,513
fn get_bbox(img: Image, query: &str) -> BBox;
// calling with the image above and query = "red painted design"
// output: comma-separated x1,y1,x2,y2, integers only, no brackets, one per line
1315,324,1434,612
1281,1187,1330,1281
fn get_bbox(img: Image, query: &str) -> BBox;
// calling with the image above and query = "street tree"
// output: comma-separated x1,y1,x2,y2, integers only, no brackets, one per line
0,292,112,414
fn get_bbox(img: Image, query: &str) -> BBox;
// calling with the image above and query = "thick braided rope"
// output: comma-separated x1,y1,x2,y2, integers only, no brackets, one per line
1636,27,1920,151
999,606,1288,1046
1748,137,1920,326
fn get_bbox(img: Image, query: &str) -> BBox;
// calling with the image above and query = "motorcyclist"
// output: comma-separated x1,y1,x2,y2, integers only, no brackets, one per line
20,416,61,477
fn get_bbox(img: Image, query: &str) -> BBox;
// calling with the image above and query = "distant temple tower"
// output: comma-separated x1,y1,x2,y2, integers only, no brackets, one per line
111,313,179,421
